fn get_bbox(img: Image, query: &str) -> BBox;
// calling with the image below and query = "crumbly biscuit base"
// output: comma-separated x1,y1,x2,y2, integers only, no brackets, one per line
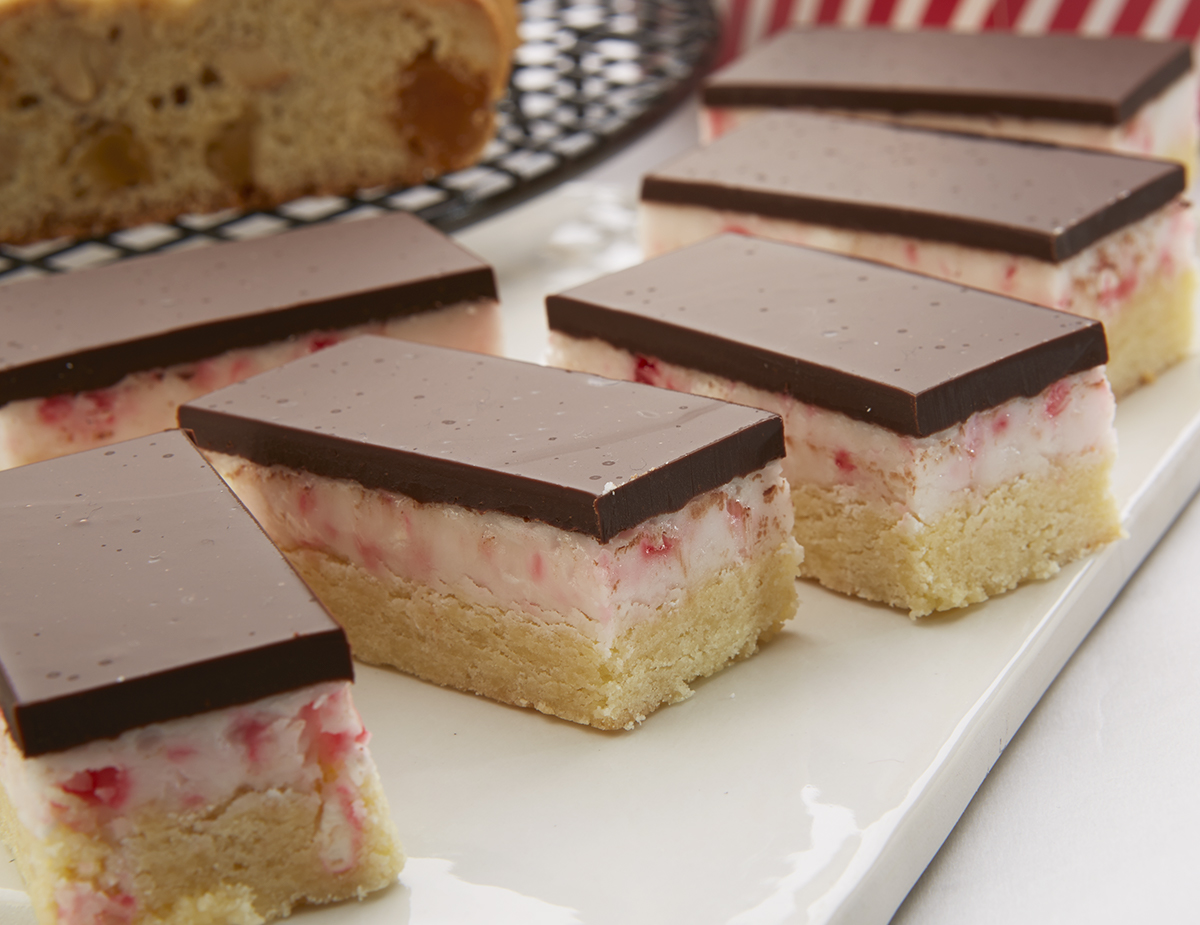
793,453,1123,618
0,0,518,243
286,541,801,731
1103,263,1196,398
0,765,402,924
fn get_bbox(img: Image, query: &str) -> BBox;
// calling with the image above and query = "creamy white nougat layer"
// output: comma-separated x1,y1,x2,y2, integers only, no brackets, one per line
548,333,1116,523
0,682,376,874
205,452,795,648
641,195,1192,323
700,70,1200,176
0,299,498,470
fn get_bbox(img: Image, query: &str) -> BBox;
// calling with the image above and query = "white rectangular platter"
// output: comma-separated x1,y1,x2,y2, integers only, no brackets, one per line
2,178,1199,925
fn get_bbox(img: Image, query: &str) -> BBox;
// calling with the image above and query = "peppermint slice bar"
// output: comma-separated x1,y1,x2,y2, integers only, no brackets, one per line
0,212,499,470
179,337,801,730
701,29,1198,179
547,234,1123,617
0,429,403,925
640,111,1195,398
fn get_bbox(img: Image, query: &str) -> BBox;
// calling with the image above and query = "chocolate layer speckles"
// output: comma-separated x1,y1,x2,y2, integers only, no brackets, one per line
702,30,1192,125
179,338,785,542
0,212,496,406
0,430,351,757
641,111,1185,262
547,235,1108,436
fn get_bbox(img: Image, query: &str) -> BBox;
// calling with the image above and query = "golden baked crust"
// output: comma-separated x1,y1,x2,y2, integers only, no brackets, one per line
792,452,1123,617
287,540,802,730
0,0,519,243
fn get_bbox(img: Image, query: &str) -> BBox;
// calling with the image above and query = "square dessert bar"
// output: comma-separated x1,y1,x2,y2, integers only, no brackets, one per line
0,211,499,470
547,234,1123,617
179,337,801,730
701,30,1198,179
640,111,1196,398
0,430,403,925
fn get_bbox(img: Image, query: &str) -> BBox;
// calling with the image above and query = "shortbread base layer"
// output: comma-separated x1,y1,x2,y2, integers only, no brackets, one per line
1103,264,1196,397
0,769,400,925
794,453,1122,618
285,542,800,730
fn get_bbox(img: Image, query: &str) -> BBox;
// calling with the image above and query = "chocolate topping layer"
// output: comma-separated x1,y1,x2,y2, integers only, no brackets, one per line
179,338,785,542
703,30,1193,125
0,430,351,757
0,212,496,407
547,235,1108,436
641,112,1185,262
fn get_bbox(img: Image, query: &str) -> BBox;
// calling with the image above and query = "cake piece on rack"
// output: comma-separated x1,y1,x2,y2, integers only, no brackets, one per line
179,337,801,730
547,234,1123,617
700,29,1198,179
0,212,499,470
0,429,403,925
0,0,518,244
640,111,1195,398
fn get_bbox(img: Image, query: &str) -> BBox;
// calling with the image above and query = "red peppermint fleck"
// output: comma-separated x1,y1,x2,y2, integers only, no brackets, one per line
634,355,661,386
1044,380,1071,418
38,394,75,425
834,450,856,473
59,766,130,809
529,551,545,581
640,534,676,558
309,334,340,352
230,715,271,765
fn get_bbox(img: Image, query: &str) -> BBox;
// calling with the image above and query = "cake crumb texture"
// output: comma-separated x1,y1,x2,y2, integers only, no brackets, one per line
0,756,402,924
287,541,802,730
0,0,518,243
793,453,1124,618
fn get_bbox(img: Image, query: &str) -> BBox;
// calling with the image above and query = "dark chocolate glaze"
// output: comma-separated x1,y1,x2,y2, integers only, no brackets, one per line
703,30,1193,125
0,430,352,757
546,235,1108,436
640,112,1185,262
179,338,785,542
0,213,496,408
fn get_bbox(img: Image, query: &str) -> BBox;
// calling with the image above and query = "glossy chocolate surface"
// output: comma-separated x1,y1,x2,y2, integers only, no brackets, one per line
0,430,351,756
547,235,1108,436
0,213,496,407
641,112,1185,261
179,338,785,542
703,30,1193,125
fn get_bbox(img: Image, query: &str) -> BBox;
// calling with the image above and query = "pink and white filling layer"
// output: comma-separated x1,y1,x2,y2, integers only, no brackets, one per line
548,335,1117,525
0,299,498,471
204,452,796,649
0,681,383,924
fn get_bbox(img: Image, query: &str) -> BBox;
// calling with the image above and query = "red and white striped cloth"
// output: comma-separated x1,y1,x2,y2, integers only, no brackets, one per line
716,0,1200,66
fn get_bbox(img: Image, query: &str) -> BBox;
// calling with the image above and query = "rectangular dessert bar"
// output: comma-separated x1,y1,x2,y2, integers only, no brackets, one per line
701,29,1198,178
0,429,403,925
0,211,499,470
640,111,1195,398
179,337,801,730
547,234,1123,617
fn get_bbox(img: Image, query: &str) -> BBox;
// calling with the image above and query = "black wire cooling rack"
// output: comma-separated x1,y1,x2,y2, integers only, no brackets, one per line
0,0,719,282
